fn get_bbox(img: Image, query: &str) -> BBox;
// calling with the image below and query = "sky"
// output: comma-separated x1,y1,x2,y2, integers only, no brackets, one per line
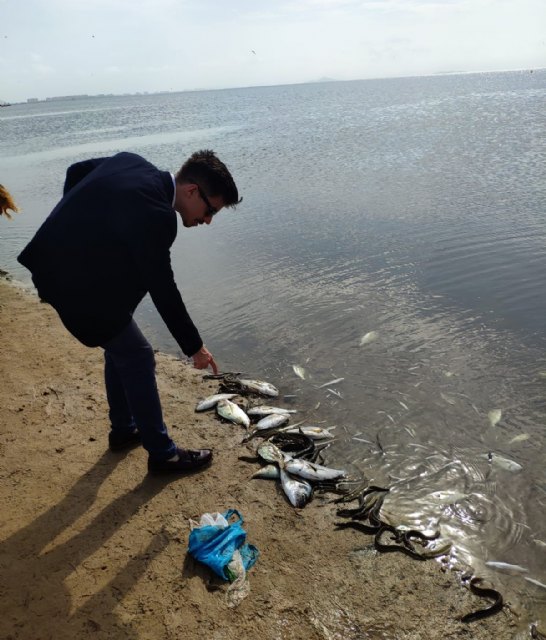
1,0,545,102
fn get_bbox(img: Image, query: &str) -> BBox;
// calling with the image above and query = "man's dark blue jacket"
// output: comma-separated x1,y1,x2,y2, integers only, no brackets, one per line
17,152,203,356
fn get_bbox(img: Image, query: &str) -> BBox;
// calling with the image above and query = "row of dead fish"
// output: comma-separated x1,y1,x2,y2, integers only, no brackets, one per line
195,374,350,508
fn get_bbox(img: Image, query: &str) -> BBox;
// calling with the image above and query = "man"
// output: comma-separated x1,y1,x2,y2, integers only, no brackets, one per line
18,150,241,475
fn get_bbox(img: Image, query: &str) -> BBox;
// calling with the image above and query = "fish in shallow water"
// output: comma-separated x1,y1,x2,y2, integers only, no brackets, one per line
317,377,344,389
488,409,502,427
195,393,238,412
359,331,378,346
247,405,297,417
237,378,279,397
216,399,250,428
525,576,546,589
292,364,306,380
508,433,530,444
279,467,313,508
485,561,528,575
481,452,523,472
280,425,337,440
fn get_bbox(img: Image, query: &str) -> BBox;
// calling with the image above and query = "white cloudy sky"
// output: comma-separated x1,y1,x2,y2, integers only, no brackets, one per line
1,0,545,101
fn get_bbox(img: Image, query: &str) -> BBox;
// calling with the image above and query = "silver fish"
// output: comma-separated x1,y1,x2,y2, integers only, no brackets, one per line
237,378,279,397
257,441,285,465
280,425,337,440
292,364,306,380
280,467,313,508
359,331,378,346
488,409,502,427
485,561,528,575
508,433,530,444
284,458,346,481
317,377,344,389
195,393,237,412
247,405,297,417
216,399,250,428
251,464,280,480
524,576,546,589
482,452,523,472
255,413,290,431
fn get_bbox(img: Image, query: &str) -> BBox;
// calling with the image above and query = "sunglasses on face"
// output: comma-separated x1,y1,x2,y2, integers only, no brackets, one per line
196,184,218,217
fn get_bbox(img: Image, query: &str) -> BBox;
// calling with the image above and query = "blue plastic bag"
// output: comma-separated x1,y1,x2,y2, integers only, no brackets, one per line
188,509,259,580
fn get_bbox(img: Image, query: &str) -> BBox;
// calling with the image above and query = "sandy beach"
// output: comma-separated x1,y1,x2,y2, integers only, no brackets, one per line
0,274,522,639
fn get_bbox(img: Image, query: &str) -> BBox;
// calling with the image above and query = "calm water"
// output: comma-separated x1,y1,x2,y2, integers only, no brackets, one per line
1,71,545,631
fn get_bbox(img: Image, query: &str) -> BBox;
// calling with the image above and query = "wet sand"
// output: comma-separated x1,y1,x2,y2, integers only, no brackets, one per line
0,275,522,639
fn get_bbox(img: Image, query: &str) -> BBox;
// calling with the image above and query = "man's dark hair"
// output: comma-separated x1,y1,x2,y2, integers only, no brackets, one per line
175,149,241,208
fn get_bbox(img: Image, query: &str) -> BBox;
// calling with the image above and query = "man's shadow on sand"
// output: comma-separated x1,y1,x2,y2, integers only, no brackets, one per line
0,450,181,638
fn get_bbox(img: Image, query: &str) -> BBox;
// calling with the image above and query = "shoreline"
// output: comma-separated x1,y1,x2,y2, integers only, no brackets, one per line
0,275,523,639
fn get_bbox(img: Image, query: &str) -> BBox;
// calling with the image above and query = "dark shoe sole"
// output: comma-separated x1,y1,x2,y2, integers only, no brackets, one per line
109,430,142,452
148,448,213,476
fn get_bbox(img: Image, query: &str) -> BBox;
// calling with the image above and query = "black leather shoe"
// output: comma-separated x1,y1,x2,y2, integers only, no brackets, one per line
108,428,142,452
148,447,213,475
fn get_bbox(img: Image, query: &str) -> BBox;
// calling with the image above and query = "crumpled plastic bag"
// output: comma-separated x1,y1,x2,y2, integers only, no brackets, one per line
188,509,258,606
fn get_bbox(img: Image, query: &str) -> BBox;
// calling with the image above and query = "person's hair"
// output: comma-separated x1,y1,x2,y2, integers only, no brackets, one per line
175,149,241,208
0,184,19,220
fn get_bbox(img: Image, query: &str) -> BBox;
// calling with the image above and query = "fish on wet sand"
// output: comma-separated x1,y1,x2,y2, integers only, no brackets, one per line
284,458,346,481
216,399,250,428
251,464,280,480
195,393,238,412
237,378,279,397
255,413,290,431
279,467,313,508
257,441,286,465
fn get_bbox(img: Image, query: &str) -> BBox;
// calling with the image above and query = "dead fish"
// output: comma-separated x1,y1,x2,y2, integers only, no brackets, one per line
485,561,528,575
247,405,297,417
195,393,238,412
284,458,346,481
317,377,344,389
508,433,530,444
251,464,280,480
481,452,523,472
525,577,546,589
292,364,306,380
533,539,546,550
255,413,290,431
257,441,285,465
216,399,250,428
327,388,343,398
440,392,455,406
237,378,279,397
280,425,337,440
359,331,378,346
488,409,502,427
279,467,313,508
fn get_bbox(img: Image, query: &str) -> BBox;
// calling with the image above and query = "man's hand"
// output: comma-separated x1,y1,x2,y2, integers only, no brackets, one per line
192,345,218,374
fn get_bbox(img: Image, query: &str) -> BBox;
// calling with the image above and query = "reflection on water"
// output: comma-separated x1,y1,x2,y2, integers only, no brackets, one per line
1,70,545,631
